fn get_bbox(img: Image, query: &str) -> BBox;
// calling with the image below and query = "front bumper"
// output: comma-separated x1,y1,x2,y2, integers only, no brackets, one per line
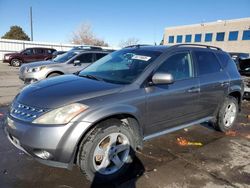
3,59,10,63
4,115,92,169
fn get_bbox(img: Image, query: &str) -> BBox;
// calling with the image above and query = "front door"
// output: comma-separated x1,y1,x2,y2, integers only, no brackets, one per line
68,53,94,73
145,51,200,135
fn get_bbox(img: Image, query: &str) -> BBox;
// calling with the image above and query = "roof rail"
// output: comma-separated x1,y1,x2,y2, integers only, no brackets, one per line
123,44,150,48
172,44,222,51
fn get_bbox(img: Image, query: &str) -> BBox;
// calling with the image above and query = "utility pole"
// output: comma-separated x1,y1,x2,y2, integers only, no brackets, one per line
30,6,33,41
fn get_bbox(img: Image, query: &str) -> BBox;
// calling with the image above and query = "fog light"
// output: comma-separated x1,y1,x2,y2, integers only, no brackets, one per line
34,150,52,160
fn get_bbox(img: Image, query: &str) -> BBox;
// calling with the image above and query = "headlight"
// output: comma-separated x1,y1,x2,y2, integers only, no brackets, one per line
5,56,10,60
33,103,88,125
26,66,45,73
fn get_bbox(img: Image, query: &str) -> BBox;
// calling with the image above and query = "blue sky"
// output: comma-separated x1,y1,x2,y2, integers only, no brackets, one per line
0,0,250,47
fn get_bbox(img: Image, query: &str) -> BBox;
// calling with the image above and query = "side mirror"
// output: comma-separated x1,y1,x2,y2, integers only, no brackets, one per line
73,60,81,66
151,72,174,85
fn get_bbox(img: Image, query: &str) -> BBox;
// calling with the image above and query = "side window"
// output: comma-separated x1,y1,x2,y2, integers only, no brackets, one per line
96,53,107,60
23,49,33,55
76,53,93,63
216,53,231,68
194,51,222,75
157,52,194,81
47,49,53,54
34,49,44,54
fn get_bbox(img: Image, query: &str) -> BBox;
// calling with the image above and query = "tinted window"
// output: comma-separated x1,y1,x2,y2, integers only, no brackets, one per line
176,35,182,43
228,31,238,41
185,35,192,43
195,34,202,42
216,53,231,68
194,51,221,75
77,53,93,63
242,30,250,40
23,49,33,55
96,53,107,60
34,49,44,54
168,36,174,43
216,32,225,41
157,52,194,80
205,33,213,42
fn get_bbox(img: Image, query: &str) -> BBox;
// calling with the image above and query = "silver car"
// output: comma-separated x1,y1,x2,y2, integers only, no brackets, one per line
19,49,111,84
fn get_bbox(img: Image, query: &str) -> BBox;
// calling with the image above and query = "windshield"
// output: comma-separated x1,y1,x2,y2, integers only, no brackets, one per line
79,49,162,84
53,51,77,63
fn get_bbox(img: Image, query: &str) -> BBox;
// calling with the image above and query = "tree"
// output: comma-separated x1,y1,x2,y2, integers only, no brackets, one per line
2,25,30,41
71,23,108,47
119,38,140,48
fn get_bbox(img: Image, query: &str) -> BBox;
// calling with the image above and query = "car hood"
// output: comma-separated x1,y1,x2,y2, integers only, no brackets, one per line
16,74,123,109
21,60,56,68
5,52,19,56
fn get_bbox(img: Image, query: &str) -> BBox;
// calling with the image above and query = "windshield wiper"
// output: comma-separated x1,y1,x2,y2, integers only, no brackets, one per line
79,74,103,81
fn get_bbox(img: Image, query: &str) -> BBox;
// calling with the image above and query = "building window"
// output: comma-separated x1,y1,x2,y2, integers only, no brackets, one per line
195,34,202,42
228,31,238,41
205,33,213,42
185,35,192,43
242,30,250,40
176,35,183,43
168,36,174,43
216,32,225,41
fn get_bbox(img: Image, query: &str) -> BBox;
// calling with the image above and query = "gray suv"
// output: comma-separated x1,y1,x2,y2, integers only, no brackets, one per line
4,44,243,183
19,47,113,84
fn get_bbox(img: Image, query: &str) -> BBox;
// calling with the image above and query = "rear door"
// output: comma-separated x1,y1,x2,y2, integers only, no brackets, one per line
34,48,45,61
145,51,201,135
192,50,230,118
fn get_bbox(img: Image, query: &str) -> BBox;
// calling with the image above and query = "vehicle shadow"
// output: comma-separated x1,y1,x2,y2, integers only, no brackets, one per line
90,148,145,188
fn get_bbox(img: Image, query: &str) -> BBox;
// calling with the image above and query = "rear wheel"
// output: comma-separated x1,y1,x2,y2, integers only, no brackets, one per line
77,119,136,183
10,59,22,67
214,97,238,132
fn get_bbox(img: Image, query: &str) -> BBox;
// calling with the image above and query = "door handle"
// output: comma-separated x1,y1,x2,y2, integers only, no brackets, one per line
187,87,200,93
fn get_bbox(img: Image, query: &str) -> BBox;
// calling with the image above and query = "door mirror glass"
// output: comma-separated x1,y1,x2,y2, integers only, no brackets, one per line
152,72,174,85
73,60,81,65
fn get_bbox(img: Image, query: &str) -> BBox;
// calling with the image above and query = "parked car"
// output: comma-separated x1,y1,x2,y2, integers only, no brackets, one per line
243,76,250,99
238,57,250,76
3,47,56,67
4,44,243,183
19,47,113,84
229,52,250,71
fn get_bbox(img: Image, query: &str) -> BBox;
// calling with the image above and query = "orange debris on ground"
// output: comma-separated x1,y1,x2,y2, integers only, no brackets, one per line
225,130,237,136
176,137,203,146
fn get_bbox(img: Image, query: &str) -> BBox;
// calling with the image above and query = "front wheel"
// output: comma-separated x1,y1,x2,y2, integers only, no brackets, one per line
10,59,22,67
77,119,136,183
214,96,238,132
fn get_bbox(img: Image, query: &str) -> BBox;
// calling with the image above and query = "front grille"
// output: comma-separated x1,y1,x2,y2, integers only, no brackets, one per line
10,102,47,122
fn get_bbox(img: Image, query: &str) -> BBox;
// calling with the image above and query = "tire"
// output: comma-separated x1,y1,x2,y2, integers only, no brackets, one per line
214,96,238,132
10,59,22,67
77,119,136,183
47,73,61,78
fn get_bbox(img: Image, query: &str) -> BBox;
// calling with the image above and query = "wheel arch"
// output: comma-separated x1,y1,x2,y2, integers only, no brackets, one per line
228,90,242,111
46,71,64,78
74,113,143,165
